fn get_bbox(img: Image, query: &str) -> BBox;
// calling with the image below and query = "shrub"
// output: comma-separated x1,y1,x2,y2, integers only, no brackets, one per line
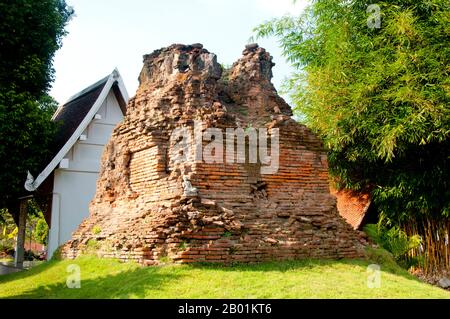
222,231,232,238
51,246,64,261
179,241,188,251
34,219,48,245
82,239,100,256
365,246,402,274
0,241,14,257
159,255,172,264
364,217,421,268
92,225,102,235
24,250,40,261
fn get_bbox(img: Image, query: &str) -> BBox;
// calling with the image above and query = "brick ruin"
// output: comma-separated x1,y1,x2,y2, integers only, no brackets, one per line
62,44,366,264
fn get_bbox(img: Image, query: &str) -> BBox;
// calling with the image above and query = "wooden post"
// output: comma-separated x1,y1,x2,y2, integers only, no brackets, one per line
14,199,27,269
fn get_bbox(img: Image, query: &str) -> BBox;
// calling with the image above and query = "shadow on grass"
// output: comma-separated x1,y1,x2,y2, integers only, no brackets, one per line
185,252,422,284
4,264,184,299
188,258,368,273
0,260,59,285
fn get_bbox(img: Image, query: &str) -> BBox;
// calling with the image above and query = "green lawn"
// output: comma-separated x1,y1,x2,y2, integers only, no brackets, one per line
0,251,448,299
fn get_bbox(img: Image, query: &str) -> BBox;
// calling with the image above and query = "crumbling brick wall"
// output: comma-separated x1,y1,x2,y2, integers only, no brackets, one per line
62,44,366,264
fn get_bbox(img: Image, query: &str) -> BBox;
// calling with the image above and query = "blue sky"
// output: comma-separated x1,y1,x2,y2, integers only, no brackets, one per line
50,0,309,104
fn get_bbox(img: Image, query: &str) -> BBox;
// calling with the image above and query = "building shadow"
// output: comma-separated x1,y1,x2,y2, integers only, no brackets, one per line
3,265,184,299
0,259,64,285
187,257,422,283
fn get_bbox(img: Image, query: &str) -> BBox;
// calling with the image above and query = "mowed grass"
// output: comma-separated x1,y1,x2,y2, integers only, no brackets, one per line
0,253,448,299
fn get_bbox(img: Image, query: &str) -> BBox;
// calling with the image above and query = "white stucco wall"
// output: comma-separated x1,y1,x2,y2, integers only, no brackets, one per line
47,90,124,258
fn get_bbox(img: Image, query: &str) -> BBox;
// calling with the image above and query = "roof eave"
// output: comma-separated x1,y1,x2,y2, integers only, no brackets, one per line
25,69,129,191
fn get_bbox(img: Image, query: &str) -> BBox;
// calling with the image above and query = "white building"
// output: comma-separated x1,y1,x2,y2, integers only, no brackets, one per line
24,69,128,259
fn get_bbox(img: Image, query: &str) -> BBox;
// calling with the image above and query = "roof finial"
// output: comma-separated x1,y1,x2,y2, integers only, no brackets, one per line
112,69,120,80
24,171,36,192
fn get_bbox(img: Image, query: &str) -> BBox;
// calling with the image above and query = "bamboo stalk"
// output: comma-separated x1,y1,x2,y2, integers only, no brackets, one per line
403,217,449,276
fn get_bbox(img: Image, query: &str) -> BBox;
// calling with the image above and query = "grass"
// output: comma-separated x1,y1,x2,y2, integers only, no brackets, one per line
0,250,448,299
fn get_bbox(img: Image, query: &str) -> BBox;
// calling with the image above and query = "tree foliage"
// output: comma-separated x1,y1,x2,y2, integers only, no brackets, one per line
0,208,17,254
0,0,73,210
27,200,48,246
255,0,449,222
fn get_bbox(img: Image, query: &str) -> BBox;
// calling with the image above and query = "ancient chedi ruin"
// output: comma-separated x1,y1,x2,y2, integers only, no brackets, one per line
62,43,366,264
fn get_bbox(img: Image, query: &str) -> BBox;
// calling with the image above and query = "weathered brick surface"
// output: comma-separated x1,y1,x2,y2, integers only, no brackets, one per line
62,44,366,264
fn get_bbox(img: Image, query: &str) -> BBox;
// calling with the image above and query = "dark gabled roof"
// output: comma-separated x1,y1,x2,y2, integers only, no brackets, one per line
26,69,129,192
32,77,109,177
51,77,108,159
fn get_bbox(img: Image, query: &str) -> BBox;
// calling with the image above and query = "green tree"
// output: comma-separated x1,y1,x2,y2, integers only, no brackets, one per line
34,218,48,245
255,0,449,223
0,208,17,254
0,0,73,210
27,199,48,245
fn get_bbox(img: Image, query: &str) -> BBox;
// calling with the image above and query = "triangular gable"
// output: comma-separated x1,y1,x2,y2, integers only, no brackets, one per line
25,69,129,191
